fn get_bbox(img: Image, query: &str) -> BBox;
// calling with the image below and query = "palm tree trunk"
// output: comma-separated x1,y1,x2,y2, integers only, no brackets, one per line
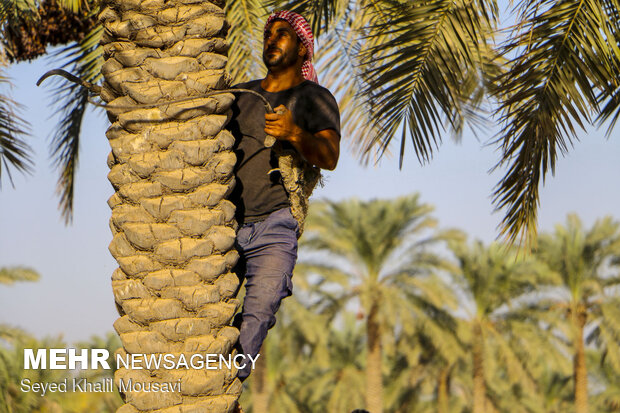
573,309,589,413
99,1,241,411
251,343,269,413
366,300,383,413
437,365,450,413
472,321,486,413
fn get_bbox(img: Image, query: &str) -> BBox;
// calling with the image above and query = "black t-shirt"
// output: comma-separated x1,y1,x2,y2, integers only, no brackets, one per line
227,79,340,224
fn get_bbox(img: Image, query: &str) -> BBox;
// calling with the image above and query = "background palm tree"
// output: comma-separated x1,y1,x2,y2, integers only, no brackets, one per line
2,202,620,411
240,299,329,413
0,333,70,413
300,314,367,413
447,240,553,412
403,320,471,413
235,306,367,413
298,194,460,412
533,214,620,413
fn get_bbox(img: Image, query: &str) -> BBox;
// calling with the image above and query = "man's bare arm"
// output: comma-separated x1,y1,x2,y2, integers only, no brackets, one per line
264,105,340,170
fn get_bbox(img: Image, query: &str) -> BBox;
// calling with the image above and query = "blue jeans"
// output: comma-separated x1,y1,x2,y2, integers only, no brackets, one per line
232,207,299,381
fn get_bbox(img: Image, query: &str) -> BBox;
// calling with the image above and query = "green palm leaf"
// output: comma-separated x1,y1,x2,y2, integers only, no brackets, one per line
356,0,496,165
0,72,32,187
1,0,97,62
46,21,102,223
0,0,36,186
274,0,351,38
300,195,460,410
0,0,39,62
492,0,620,244
226,0,269,83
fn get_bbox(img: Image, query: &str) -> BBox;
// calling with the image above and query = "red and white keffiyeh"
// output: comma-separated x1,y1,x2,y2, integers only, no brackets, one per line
265,11,318,84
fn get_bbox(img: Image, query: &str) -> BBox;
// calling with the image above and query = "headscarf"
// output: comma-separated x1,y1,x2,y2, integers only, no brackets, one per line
264,11,318,83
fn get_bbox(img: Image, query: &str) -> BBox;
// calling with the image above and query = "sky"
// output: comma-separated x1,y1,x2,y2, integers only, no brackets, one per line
1,50,619,343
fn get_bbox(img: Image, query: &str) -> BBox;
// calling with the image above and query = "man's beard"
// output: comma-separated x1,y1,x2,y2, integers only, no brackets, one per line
263,47,296,70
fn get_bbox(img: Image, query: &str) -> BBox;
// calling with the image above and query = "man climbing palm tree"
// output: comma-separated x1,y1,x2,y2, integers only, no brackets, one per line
228,10,340,387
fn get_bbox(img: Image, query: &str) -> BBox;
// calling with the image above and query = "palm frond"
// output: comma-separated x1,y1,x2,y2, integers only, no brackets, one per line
0,0,40,61
314,12,381,159
0,70,32,187
355,0,496,166
294,262,352,289
305,195,439,277
1,0,96,62
492,0,620,245
46,22,102,223
225,0,269,83
0,323,32,342
274,0,351,38
594,0,620,130
598,83,620,133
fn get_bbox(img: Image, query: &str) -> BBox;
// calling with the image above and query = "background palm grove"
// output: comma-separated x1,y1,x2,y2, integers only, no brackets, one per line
0,0,619,412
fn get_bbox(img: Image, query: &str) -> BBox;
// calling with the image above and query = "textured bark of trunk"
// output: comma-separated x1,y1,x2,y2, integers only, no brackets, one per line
472,321,486,413
437,365,450,413
251,344,269,413
366,300,383,413
573,309,589,413
98,0,241,411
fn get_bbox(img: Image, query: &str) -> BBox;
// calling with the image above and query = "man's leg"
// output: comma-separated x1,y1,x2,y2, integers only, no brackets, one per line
233,208,299,381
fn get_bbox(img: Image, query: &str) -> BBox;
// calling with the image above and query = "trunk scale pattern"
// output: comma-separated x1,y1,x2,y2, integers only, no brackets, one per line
98,0,242,411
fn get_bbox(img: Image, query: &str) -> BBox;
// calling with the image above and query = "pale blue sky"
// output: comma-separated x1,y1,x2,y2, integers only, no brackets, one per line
1,50,619,342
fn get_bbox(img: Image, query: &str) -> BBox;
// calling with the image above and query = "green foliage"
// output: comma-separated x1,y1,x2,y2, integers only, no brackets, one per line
300,195,460,333
276,0,620,245
355,0,496,164
1,202,620,411
447,238,564,411
296,194,463,411
492,0,620,243
0,331,122,413
243,200,620,412
226,0,269,83
450,240,549,317
0,69,32,188
0,334,70,413
0,266,39,285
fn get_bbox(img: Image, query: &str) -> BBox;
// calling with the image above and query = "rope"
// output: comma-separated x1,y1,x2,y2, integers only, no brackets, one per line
36,69,275,113
37,68,279,147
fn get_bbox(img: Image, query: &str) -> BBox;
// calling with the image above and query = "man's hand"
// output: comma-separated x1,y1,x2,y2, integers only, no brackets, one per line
264,105,302,142
264,105,340,170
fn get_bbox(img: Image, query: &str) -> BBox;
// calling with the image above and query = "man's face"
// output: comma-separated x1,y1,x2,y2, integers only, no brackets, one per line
263,20,305,70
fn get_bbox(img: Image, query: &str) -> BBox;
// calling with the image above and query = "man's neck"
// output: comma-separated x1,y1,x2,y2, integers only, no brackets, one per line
261,69,305,92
